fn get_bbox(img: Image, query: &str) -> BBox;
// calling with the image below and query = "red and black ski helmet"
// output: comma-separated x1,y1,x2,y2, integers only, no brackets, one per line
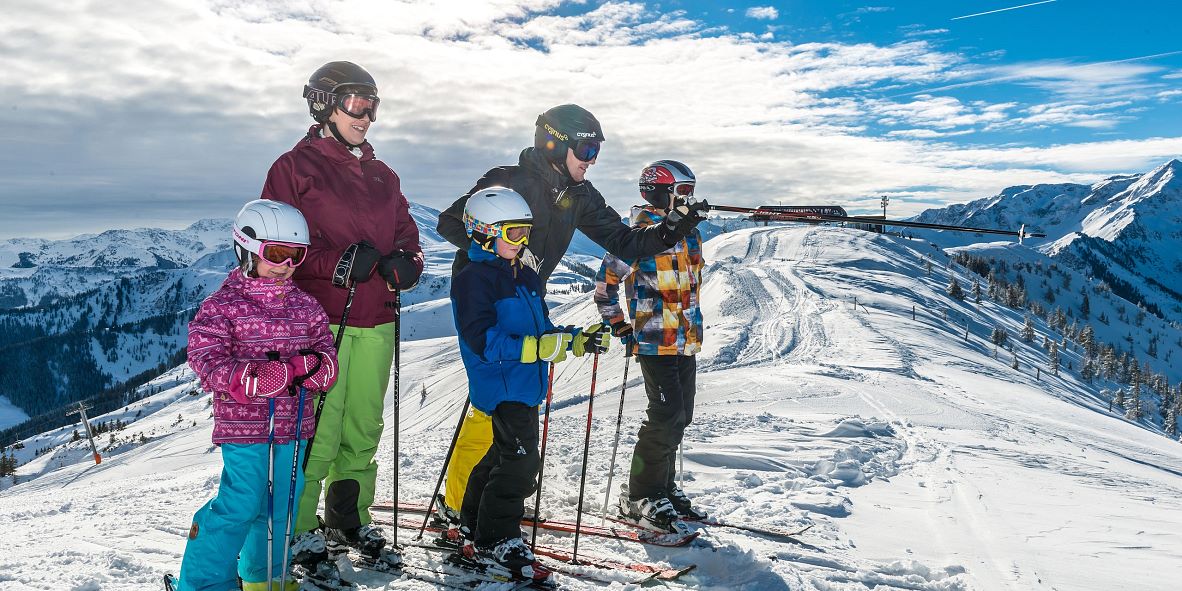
639,160,695,210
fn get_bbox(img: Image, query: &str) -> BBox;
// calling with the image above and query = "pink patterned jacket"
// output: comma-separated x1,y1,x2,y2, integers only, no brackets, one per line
187,270,337,445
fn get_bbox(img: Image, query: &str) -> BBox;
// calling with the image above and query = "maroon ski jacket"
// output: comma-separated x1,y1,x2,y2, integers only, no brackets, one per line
262,125,423,328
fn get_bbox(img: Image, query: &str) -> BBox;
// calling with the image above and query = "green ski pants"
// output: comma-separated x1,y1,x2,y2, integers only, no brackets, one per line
295,321,395,533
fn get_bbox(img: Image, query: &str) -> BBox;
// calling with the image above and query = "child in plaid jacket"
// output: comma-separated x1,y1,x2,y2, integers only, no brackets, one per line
594,159,708,525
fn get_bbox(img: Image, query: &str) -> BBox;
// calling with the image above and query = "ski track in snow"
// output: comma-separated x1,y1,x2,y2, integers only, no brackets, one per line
3,226,1182,590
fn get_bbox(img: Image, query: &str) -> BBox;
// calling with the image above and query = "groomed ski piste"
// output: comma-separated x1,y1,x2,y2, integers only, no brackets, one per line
4,224,1182,591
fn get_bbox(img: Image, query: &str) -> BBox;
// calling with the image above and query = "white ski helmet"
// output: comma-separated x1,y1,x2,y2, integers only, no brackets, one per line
232,199,310,272
463,187,533,249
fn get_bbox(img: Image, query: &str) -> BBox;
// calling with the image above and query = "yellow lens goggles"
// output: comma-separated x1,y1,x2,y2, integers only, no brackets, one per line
500,222,532,246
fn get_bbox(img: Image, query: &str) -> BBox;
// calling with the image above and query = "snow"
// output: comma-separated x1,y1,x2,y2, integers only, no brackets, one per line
0,396,29,432
3,223,1182,590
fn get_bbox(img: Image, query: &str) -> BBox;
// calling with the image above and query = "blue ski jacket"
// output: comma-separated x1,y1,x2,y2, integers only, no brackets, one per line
452,243,555,414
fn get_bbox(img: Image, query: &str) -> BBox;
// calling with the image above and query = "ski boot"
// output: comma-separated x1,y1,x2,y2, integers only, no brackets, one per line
434,493,462,525
290,529,330,568
668,484,708,520
618,495,691,536
291,559,353,591
473,536,552,583
325,523,403,571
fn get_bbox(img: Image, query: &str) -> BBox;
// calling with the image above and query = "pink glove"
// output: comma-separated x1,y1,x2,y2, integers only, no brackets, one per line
289,352,339,392
228,360,292,402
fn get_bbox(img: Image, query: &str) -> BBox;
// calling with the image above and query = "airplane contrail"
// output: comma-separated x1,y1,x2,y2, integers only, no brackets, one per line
952,0,1057,21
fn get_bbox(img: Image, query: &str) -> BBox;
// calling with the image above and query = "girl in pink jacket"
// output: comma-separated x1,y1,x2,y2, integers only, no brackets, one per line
170,200,338,591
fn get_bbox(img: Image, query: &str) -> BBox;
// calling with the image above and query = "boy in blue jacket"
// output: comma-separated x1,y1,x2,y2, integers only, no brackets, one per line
451,187,610,582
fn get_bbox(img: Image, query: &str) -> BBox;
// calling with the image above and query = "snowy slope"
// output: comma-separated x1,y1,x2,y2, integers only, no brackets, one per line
3,224,1180,590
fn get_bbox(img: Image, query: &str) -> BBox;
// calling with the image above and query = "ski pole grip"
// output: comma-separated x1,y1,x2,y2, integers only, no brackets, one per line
291,350,324,386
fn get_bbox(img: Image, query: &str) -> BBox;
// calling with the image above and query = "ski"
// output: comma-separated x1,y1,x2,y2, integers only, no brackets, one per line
163,573,175,591
348,548,557,590
579,507,814,545
688,518,814,541
375,515,696,583
348,557,541,591
373,501,698,548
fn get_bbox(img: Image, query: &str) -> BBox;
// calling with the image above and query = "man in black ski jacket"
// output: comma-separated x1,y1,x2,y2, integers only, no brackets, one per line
434,103,708,548
438,104,704,282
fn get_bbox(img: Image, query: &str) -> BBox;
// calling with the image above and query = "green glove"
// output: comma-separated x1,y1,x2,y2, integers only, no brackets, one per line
521,331,572,363
571,323,611,357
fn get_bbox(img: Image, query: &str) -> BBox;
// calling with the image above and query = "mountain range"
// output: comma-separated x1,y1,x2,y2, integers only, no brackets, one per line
3,161,1182,438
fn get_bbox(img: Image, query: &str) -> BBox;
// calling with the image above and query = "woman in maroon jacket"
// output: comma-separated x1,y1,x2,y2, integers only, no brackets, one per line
261,60,422,579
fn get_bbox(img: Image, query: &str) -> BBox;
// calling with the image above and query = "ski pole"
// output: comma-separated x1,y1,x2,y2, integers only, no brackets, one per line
571,351,600,564
417,397,470,541
280,383,308,591
263,351,282,587
278,352,319,591
302,282,356,472
391,287,401,548
600,347,632,526
529,364,556,551
265,396,277,587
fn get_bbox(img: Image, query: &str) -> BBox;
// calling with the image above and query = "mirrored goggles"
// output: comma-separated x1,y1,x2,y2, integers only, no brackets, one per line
257,240,308,267
672,182,695,197
571,140,601,162
337,93,380,121
499,223,532,246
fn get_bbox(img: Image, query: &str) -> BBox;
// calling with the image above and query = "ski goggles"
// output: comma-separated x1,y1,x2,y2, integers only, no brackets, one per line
571,140,601,162
257,241,308,266
672,182,695,197
233,228,309,267
337,93,380,121
498,222,532,246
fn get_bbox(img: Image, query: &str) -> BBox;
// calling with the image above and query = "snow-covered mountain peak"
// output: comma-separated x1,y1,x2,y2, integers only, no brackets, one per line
911,159,1182,325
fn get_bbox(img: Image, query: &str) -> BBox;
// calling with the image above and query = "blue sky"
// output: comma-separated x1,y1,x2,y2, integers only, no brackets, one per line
1,0,1180,239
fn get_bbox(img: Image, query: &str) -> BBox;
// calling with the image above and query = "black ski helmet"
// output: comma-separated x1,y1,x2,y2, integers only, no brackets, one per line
303,61,378,123
534,104,605,178
639,160,695,210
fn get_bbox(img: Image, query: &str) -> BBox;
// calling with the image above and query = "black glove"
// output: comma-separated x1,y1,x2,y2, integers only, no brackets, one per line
378,250,423,290
659,197,709,245
336,241,381,286
609,320,634,339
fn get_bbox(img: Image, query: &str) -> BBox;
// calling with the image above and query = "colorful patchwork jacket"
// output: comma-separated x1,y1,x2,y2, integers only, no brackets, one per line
594,206,704,356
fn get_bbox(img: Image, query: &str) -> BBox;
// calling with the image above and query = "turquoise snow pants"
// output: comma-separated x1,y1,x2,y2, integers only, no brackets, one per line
177,441,307,591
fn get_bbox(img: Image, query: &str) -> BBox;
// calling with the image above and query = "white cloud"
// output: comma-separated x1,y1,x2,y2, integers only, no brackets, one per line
903,27,949,38
0,0,1178,237
745,6,778,20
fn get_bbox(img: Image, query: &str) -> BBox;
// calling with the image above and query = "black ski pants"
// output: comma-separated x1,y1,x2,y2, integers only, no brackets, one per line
460,401,540,547
629,354,697,500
